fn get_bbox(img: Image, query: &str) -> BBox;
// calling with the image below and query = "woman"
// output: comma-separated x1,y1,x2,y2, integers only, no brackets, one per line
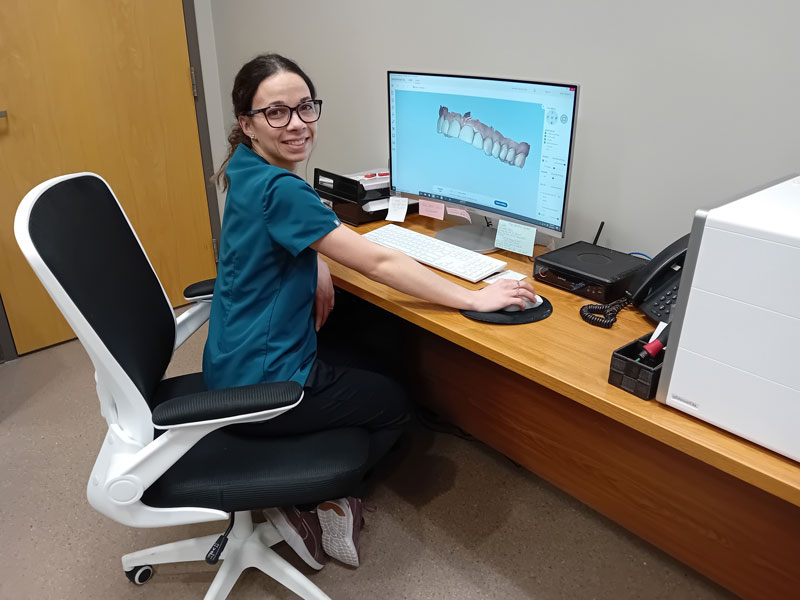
204,53,537,570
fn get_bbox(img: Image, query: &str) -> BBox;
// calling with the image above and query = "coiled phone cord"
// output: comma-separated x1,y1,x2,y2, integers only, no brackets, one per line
580,296,631,328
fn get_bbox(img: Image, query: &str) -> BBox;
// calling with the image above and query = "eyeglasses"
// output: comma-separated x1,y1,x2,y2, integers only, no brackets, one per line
243,99,323,128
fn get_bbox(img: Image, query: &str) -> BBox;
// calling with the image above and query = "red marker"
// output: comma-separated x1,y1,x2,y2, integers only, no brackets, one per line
363,173,376,178
378,171,390,176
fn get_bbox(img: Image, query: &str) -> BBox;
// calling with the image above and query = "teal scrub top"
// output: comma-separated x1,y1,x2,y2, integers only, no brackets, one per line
203,144,341,389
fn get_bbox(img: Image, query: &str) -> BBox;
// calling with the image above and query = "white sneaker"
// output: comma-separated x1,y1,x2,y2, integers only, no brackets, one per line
317,497,363,567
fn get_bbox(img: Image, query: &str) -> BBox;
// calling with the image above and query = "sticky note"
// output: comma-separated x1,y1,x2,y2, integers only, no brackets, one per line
418,199,445,220
386,196,408,222
446,207,472,223
494,220,536,256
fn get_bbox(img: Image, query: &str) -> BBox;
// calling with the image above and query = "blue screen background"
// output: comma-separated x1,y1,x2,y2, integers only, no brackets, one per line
392,90,545,222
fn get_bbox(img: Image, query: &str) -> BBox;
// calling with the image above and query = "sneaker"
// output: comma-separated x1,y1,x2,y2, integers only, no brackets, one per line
317,497,363,567
264,506,326,570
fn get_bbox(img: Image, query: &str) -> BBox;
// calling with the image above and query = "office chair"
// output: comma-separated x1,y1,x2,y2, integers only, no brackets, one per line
14,173,370,599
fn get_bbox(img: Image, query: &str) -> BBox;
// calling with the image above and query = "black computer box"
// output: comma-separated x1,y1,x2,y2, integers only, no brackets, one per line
533,241,646,303
313,168,390,225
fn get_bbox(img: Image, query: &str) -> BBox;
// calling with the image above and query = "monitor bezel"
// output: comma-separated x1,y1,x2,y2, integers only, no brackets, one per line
387,70,580,239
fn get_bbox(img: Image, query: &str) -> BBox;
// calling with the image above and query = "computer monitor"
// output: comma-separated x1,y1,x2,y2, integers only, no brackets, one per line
388,71,579,252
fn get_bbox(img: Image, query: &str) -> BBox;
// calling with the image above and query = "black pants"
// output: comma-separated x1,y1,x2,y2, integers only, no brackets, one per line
237,290,412,472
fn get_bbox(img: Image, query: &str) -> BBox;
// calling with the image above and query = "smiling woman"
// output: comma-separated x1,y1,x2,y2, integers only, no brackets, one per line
203,52,540,574
205,53,413,573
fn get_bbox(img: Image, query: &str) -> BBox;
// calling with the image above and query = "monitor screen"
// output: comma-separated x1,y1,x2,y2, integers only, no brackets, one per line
388,71,578,239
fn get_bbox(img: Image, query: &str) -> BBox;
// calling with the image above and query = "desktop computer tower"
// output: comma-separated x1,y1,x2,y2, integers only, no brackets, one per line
657,174,800,462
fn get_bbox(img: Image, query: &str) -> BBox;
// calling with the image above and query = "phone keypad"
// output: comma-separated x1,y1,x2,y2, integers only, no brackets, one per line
648,284,680,321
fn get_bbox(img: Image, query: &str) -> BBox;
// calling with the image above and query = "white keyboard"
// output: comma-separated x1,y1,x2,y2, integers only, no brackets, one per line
363,224,507,283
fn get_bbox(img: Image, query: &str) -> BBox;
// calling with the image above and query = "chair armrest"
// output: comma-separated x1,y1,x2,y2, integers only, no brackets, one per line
174,301,211,350
184,277,215,301
174,277,215,349
152,381,303,429
102,382,303,502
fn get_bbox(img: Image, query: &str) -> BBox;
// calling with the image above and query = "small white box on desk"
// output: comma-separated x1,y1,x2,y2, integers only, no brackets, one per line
657,174,800,462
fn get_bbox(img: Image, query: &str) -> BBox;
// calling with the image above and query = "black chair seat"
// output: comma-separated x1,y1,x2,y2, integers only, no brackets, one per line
143,372,370,512
142,426,370,512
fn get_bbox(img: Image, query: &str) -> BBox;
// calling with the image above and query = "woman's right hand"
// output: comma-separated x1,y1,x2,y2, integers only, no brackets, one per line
470,278,538,313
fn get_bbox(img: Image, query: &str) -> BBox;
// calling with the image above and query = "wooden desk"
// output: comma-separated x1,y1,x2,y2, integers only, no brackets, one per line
324,215,800,600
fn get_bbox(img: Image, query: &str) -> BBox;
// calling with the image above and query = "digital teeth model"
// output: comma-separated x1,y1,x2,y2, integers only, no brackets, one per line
437,106,529,168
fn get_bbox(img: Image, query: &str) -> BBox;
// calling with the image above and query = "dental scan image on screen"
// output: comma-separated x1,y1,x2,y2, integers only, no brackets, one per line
389,72,578,239
437,106,532,168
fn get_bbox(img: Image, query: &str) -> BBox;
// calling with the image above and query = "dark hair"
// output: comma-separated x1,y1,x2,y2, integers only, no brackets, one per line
213,53,317,190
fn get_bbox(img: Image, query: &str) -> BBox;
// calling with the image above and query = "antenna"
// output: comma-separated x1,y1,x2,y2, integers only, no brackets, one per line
592,221,605,245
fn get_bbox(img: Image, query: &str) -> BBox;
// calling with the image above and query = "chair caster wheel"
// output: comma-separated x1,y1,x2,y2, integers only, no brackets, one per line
125,565,154,585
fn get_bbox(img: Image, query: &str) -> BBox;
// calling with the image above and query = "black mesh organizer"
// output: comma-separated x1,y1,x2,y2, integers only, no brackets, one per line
608,335,663,400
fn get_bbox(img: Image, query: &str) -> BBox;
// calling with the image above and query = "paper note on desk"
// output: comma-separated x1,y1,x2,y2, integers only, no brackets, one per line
446,207,472,223
419,199,445,220
494,219,536,256
385,196,408,222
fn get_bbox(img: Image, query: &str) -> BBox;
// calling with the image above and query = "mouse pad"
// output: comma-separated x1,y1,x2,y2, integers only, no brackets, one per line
460,296,553,324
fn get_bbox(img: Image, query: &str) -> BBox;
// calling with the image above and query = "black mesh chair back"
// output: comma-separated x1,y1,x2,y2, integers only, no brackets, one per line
26,174,175,405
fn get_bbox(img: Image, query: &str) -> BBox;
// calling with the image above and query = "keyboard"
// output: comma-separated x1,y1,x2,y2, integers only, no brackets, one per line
362,224,507,283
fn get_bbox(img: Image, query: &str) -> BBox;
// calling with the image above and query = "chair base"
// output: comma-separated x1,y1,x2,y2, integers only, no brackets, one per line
121,510,330,600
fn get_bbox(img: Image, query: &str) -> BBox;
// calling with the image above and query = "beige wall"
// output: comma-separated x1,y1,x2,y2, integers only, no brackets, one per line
199,0,800,256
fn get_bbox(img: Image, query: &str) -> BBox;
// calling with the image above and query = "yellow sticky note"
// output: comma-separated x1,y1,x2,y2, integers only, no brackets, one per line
494,220,536,256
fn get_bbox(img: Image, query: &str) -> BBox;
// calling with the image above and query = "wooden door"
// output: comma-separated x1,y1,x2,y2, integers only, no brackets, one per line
0,0,216,355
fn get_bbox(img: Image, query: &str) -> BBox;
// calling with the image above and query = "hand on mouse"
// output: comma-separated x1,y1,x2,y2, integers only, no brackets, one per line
470,278,538,312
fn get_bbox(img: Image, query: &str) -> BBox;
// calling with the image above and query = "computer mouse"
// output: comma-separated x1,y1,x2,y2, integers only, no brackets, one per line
501,294,543,312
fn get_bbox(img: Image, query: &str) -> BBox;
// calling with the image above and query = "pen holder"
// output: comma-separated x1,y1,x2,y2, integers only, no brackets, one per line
608,335,663,400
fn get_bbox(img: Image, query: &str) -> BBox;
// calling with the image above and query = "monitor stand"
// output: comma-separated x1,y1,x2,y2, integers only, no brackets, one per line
435,223,497,254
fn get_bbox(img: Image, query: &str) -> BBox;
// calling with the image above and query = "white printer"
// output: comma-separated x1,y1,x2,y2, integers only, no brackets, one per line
657,174,800,462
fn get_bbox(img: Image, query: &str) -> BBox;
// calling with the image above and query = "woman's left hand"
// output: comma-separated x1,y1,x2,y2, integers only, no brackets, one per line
314,256,335,331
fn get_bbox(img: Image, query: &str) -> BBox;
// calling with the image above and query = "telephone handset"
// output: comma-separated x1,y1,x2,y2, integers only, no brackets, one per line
579,233,690,327
625,233,690,322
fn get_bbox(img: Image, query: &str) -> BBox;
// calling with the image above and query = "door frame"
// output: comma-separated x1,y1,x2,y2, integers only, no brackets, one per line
0,1,220,362
0,294,16,362
182,0,221,259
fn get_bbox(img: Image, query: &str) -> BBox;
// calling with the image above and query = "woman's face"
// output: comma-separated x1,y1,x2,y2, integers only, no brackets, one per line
238,71,316,172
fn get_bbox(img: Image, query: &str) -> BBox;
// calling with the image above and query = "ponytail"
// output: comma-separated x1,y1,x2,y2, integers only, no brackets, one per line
212,125,251,191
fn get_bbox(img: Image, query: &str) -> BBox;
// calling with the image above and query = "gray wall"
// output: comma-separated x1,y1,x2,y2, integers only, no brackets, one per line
201,0,800,257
